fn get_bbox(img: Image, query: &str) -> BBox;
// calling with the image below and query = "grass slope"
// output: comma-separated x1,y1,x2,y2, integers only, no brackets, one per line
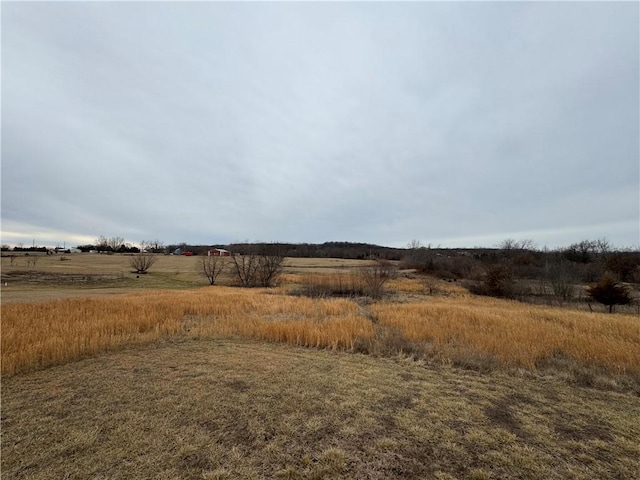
3,338,639,480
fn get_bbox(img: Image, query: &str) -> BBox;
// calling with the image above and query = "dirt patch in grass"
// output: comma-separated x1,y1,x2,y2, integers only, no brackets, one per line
3,339,639,480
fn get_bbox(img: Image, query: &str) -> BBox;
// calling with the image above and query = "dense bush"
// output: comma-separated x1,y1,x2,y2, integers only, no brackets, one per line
587,273,632,313
466,265,515,298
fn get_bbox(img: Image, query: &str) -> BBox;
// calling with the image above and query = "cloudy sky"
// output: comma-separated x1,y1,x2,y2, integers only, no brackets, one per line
2,1,638,249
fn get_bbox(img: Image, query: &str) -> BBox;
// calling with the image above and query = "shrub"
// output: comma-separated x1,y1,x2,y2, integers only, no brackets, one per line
587,273,632,313
200,255,227,285
130,252,157,274
358,260,397,299
546,261,576,301
230,248,285,288
466,265,515,298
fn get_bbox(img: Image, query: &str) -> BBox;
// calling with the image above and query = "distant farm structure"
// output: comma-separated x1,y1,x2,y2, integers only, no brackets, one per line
208,248,231,257
172,248,194,256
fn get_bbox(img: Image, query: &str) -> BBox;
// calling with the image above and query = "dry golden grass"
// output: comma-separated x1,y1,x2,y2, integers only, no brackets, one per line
371,297,640,375
0,254,374,302
388,275,468,295
3,284,640,388
290,271,467,299
295,271,367,297
3,261,640,478
3,339,639,480
1,287,373,376
280,256,372,274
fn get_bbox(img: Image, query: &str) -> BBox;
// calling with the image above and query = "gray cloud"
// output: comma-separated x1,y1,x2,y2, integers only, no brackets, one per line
2,2,638,249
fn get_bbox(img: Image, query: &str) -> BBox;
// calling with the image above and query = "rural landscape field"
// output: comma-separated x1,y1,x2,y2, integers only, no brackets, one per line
2,250,639,479
4,1,639,479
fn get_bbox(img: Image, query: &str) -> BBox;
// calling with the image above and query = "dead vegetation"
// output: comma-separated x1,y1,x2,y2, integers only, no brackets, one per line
3,284,639,392
2,255,640,479
2,340,639,480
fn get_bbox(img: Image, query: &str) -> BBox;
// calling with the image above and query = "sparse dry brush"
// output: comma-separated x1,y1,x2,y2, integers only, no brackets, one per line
299,272,366,297
298,261,396,298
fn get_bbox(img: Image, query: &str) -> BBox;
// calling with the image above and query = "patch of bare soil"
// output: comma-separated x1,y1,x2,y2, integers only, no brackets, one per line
2,339,639,480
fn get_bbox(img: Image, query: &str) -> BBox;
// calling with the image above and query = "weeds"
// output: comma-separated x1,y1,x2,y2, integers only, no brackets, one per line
297,272,366,298
297,262,396,299
3,286,639,389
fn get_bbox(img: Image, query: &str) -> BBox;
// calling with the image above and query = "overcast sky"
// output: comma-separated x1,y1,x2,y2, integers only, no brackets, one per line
2,2,638,249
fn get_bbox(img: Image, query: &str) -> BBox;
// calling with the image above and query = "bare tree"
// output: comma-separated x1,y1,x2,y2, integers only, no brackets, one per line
257,245,286,287
143,239,165,253
546,260,576,301
95,236,108,251
107,236,125,252
595,238,611,256
200,255,227,285
499,239,518,253
406,239,422,250
518,239,536,251
230,245,285,288
129,241,158,273
230,252,261,287
95,236,125,252
359,260,397,299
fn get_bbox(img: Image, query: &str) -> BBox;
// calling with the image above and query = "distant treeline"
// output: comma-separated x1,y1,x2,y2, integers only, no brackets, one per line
156,242,406,259
3,246,49,253
226,242,405,260
3,239,638,286
162,239,640,285
398,241,640,285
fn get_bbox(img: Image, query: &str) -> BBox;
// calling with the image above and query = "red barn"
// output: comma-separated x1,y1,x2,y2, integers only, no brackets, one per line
208,248,231,257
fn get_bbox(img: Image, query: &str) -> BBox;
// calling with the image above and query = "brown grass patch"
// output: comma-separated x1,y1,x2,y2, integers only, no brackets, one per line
3,284,639,390
1,287,372,376
296,272,367,297
2,339,639,479
371,297,640,376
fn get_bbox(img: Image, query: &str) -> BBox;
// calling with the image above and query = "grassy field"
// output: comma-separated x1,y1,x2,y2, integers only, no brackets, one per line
2,253,640,478
3,339,639,480
0,253,370,302
3,285,639,385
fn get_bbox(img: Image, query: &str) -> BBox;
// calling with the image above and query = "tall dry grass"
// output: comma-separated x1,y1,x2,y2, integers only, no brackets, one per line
297,272,366,297
387,276,468,295
1,287,371,376
3,285,639,379
371,297,640,374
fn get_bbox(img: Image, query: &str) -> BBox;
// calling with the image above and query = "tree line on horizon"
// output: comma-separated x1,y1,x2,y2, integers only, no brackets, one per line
2,237,638,312
3,237,640,284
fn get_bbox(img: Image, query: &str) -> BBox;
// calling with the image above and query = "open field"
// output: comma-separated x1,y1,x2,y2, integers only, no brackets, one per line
0,253,372,303
0,252,223,301
3,339,639,480
2,253,640,478
3,285,639,388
